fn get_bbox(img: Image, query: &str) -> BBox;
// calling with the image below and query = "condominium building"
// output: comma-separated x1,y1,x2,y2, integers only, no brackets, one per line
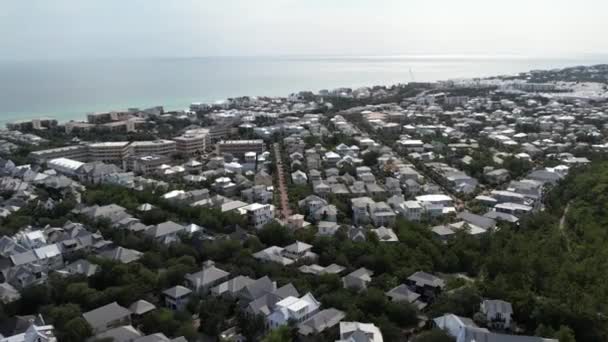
217,139,265,157
30,145,90,163
174,133,209,156
88,142,131,165
87,110,132,124
129,139,176,156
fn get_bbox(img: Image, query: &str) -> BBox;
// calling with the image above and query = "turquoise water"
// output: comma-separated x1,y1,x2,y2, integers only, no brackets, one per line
0,56,605,124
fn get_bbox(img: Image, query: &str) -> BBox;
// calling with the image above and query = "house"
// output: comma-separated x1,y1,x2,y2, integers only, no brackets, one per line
0,323,57,342
336,322,383,342
480,299,513,330
211,275,254,298
58,259,99,277
282,241,317,261
99,247,143,264
238,203,274,230
298,308,346,336
433,313,484,339
238,276,277,303
351,197,375,225
291,170,308,185
299,263,345,276
245,283,300,318
82,302,132,334
146,221,185,245
79,204,129,224
385,284,425,309
405,271,445,301
369,202,396,227
485,168,510,184
342,268,374,291
431,225,456,242
253,246,294,266
401,200,423,221
455,326,557,342
298,195,328,216
347,226,367,242
162,285,192,311
371,227,398,242
90,325,142,342
312,205,338,222
316,221,341,237
184,261,230,294
129,299,156,318
313,181,331,197
494,203,533,217
267,293,321,329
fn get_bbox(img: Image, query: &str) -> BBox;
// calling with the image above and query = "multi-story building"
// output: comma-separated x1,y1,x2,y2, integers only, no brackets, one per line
87,110,133,124
238,203,274,230
128,154,170,174
88,142,131,166
30,145,90,163
129,139,176,157
6,118,58,131
174,133,209,156
217,140,265,157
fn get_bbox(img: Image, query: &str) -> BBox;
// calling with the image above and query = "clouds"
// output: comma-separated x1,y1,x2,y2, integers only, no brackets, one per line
0,0,607,60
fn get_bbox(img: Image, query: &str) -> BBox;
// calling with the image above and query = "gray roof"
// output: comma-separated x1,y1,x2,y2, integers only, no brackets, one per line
83,302,131,331
129,299,157,315
185,264,229,288
147,221,185,238
63,259,99,277
239,276,275,301
99,247,143,264
407,271,445,288
460,326,557,342
10,250,37,266
90,325,142,342
298,308,346,335
386,284,421,303
275,283,300,298
162,285,192,299
457,211,496,230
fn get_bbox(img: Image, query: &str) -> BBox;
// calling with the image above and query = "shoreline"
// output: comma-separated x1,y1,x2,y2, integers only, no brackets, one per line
1,58,606,126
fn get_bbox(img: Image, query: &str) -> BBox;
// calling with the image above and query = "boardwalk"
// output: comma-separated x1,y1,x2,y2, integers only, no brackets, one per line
273,143,292,219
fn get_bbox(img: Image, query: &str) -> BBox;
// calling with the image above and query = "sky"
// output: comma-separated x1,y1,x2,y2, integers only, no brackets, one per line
1,0,607,60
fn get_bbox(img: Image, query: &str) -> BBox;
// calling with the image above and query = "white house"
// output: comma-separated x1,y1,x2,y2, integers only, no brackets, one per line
267,293,321,329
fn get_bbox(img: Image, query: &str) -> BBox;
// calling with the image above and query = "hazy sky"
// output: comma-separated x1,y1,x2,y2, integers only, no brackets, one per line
1,0,607,60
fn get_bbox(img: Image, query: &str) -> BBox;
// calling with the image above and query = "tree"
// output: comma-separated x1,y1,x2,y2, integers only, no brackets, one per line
555,326,576,342
363,151,380,167
262,326,293,342
258,222,295,247
412,329,455,342
62,317,93,342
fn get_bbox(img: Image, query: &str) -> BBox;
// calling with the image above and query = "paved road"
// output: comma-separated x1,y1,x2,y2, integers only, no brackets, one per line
273,143,292,219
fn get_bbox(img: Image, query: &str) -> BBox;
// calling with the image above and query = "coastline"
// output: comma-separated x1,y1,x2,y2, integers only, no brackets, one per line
1,56,606,125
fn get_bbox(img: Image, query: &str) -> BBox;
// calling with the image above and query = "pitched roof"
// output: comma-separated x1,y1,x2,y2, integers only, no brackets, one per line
162,285,192,299
129,300,156,315
386,284,421,303
298,308,346,335
407,271,445,288
83,302,131,331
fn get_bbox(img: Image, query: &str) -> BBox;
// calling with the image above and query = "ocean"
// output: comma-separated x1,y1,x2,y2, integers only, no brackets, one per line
0,55,605,124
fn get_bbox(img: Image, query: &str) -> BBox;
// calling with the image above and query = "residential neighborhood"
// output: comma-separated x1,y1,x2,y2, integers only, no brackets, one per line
1,64,607,342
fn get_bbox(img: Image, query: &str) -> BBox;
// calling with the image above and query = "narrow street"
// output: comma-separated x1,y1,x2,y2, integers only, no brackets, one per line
273,143,292,219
